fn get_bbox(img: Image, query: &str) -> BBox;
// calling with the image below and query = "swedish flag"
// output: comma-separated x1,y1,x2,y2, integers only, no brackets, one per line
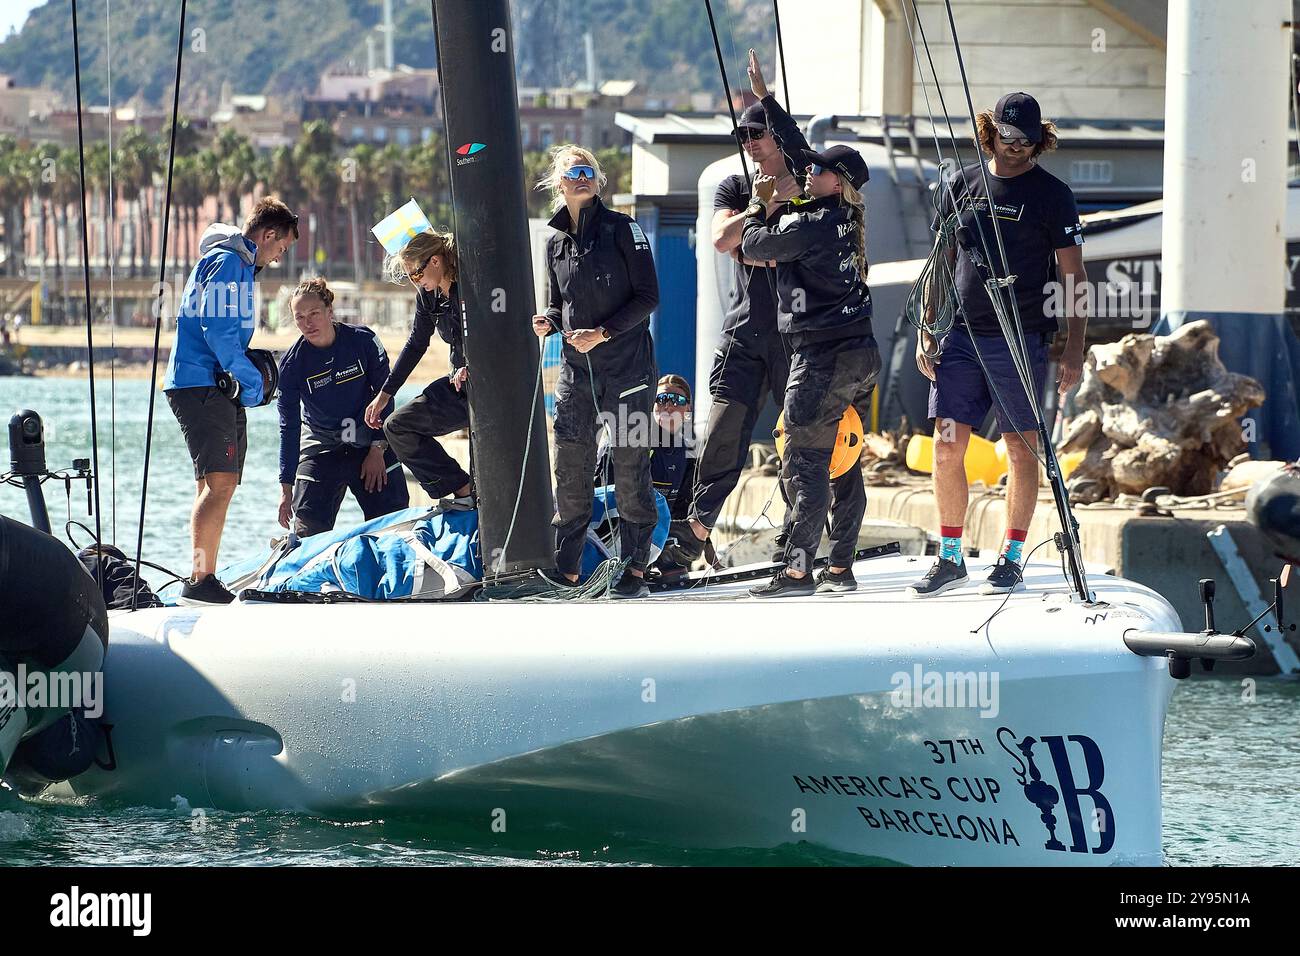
372,199,432,255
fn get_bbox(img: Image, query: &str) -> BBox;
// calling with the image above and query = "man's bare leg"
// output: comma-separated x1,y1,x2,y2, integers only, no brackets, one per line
932,418,973,530
1002,430,1040,534
191,472,238,581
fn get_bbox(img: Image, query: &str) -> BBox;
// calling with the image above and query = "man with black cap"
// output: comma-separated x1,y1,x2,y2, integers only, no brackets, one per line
737,142,880,598
910,91,1089,599
666,49,808,570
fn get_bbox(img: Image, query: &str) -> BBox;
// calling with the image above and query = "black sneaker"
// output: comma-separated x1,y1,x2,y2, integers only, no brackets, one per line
981,555,1025,594
750,568,817,599
665,519,706,564
815,567,858,593
179,575,236,606
610,571,649,600
537,568,580,590
906,558,969,599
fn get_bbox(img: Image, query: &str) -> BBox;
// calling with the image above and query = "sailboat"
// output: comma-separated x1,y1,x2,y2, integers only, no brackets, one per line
0,0,1278,867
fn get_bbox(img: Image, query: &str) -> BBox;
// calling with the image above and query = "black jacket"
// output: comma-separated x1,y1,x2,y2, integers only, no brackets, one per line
739,195,873,346
544,196,659,369
382,281,463,395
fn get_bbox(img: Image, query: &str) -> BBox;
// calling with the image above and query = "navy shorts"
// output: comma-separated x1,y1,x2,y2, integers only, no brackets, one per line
927,325,1051,435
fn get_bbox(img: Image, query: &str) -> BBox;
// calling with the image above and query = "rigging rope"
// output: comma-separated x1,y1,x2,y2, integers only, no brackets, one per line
70,0,104,588
106,0,116,544
772,0,792,113
131,0,188,608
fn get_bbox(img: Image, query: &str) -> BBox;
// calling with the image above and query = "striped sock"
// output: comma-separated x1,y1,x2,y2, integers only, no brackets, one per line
940,526,964,564
1002,528,1027,564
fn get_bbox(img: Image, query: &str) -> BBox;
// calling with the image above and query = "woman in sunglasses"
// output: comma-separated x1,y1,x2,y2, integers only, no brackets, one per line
738,144,881,598
531,144,660,599
598,373,696,514
362,229,474,508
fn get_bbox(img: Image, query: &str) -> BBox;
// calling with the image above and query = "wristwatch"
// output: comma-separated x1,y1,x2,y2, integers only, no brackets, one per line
746,200,767,218
599,327,611,341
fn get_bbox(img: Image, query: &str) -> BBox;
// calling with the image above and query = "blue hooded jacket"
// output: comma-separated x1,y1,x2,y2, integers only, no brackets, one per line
163,222,264,405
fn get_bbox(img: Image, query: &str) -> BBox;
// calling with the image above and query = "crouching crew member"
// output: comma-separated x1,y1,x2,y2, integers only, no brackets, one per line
531,145,660,599
910,92,1087,598
739,145,881,598
363,230,474,509
277,278,409,538
163,196,299,605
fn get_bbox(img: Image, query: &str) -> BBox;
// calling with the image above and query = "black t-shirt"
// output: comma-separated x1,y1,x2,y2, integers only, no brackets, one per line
935,163,1083,336
714,173,786,345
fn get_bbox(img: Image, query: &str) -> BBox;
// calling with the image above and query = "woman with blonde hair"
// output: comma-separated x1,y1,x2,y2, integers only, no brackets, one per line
277,276,409,537
530,144,660,598
737,144,881,598
363,229,474,508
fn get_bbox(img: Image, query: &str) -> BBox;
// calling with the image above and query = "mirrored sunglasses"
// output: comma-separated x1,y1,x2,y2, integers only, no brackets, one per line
999,135,1033,148
655,392,690,407
562,165,597,180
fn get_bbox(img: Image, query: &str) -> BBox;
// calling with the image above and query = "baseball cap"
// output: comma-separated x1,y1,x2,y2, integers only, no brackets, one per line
993,92,1042,143
801,145,870,190
733,101,769,135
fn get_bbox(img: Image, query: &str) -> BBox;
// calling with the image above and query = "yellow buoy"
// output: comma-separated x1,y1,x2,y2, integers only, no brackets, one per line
905,431,1008,486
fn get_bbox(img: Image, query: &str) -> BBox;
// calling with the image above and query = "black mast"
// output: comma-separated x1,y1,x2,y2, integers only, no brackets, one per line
431,0,553,575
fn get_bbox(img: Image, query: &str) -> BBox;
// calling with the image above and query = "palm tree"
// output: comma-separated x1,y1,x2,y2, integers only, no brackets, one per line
29,142,58,292
218,138,257,228
171,154,205,273
345,143,379,281
264,145,306,277
300,153,340,275
197,147,222,225
123,128,160,278
84,142,110,275
53,147,84,317
0,137,29,278
294,121,340,274
376,142,408,217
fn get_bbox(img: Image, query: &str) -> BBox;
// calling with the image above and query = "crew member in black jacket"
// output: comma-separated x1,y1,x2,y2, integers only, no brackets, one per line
363,230,474,508
668,49,806,568
739,144,881,598
532,145,660,599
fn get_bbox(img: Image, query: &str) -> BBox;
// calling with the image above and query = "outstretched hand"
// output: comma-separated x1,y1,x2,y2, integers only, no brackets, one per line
364,391,391,431
748,49,769,100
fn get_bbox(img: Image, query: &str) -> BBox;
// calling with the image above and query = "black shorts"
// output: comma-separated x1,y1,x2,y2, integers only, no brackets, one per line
166,386,247,481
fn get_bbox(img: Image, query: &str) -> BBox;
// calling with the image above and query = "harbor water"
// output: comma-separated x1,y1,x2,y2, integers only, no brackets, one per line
1,376,1297,866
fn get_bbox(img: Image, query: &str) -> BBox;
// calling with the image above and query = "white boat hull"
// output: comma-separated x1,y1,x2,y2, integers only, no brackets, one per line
47,555,1178,866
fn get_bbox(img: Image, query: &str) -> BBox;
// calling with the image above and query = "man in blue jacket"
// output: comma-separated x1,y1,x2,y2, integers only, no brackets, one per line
164,196,298,605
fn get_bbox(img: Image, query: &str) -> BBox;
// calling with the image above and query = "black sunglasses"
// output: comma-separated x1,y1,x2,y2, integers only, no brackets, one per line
407,253,435,283
734,127,767,143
